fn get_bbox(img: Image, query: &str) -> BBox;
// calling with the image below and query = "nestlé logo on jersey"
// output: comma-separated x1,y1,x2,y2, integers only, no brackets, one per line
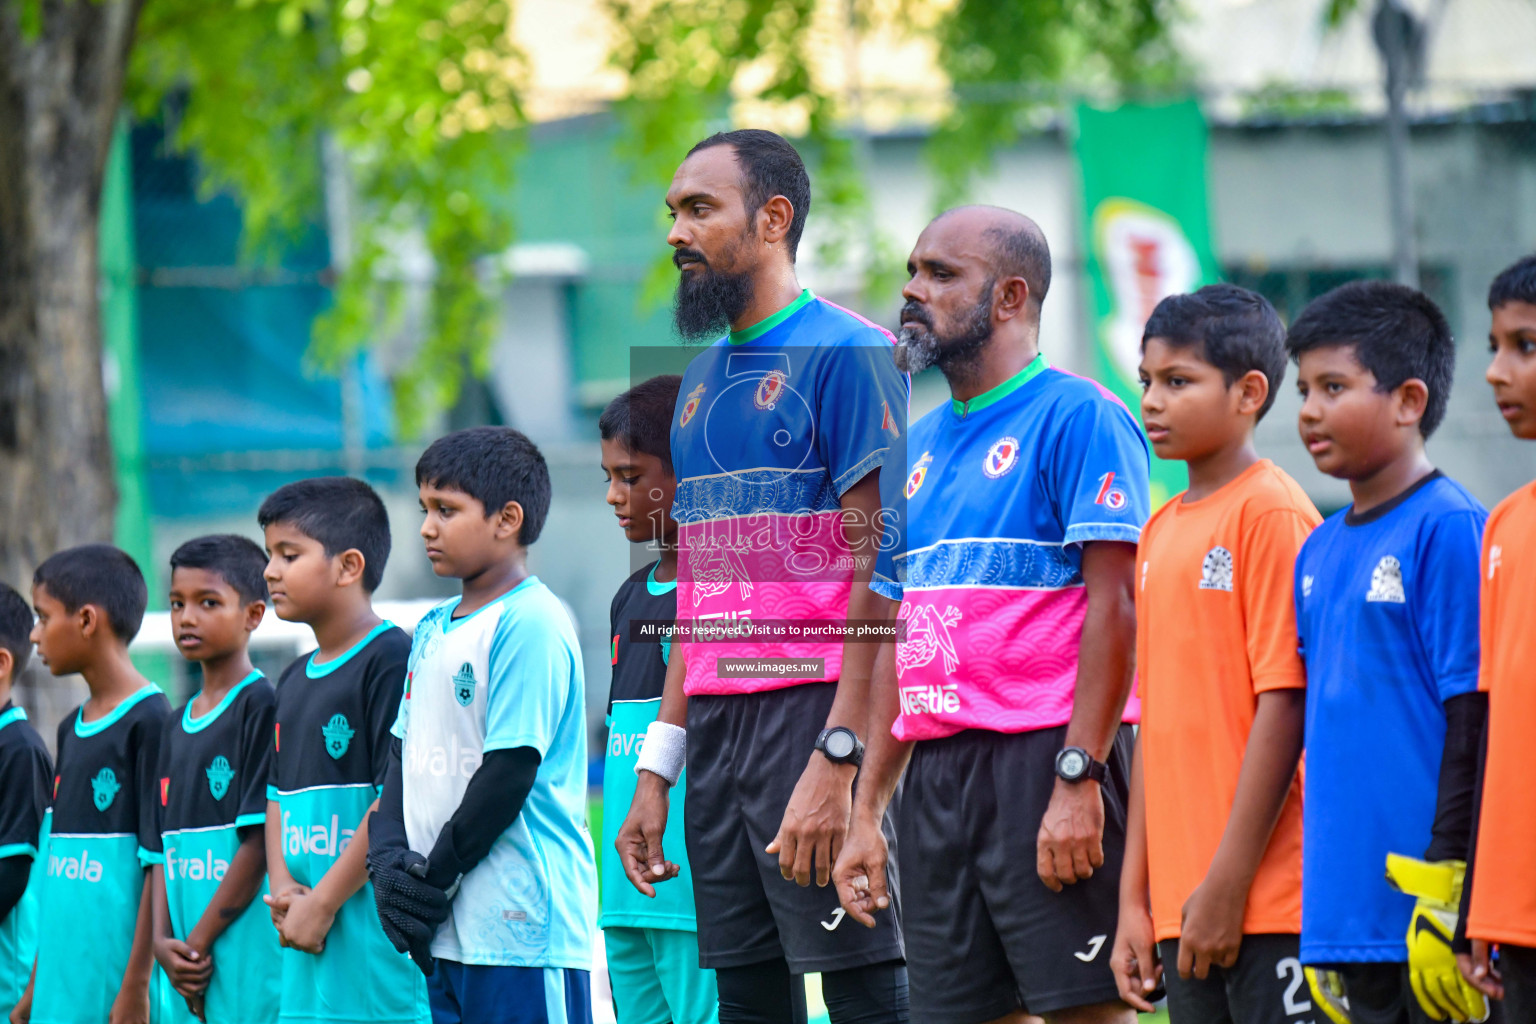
322,714,354,759
206,756,235,800
91,767,121,811
453,661,477,707
982,437,1020,479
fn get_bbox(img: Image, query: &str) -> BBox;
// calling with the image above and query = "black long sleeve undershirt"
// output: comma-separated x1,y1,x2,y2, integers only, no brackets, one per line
1452,707,1491,953
372,738,541,889
1426,691,1489,864
0,856,30,923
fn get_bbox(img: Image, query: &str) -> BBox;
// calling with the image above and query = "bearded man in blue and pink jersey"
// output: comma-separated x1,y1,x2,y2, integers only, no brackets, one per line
614,129,912,1024
833,206,1149,1024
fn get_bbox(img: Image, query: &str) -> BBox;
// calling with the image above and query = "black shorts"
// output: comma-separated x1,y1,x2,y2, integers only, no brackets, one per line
684,683,905,974
898,725,1133,1023
1158,934,1315,1024
1325,962,1433,1024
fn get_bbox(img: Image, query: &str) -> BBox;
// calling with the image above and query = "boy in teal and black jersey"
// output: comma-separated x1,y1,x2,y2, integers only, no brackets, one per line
369,427,595,1023
0,583,51,1015
598,377,718,1024
21,545,174,1024
258,479,429,1024
148,535,280,1024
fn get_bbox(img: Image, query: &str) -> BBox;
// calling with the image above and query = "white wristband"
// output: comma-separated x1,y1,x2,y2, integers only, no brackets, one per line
634,720,686,786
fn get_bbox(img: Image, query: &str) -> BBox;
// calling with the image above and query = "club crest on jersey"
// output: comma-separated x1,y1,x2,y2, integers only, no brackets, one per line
1199,546,1234,592
680,384,705,427
322,714,355,759
754,370,788,410
206,756,235,800
1094,471,1129,510
982,437,1020,479
905,452,933,499
91,767,121,812
1367,555,1406,603
160,777,170,806
453,662,477,707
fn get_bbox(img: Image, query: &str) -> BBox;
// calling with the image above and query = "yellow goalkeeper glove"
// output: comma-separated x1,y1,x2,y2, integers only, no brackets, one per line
1384,853,1490,1023
1305,967,1353,1024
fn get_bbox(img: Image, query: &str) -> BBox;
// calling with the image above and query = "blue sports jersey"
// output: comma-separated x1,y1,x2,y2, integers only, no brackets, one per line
1294,472,1486,964
871,355,1151,739
392,578,595,969
669,289,908,696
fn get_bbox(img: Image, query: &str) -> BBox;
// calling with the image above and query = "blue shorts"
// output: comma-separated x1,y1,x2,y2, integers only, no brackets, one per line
427,961,592,1024
605,927,718,1024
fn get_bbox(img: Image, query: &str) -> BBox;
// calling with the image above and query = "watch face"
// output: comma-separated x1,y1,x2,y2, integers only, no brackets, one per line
825,730,855,759
1059,749,1086,779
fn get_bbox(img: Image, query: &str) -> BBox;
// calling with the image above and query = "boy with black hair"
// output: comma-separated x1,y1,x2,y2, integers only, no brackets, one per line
0,584,50,1014
599,377,719,1024
148,535,279,1024
368,426,596,1023
258,479,429,1024
1286,281,1490,1024
1111,285,1319,1023
21,545,174,1024
1457,254,1536,1019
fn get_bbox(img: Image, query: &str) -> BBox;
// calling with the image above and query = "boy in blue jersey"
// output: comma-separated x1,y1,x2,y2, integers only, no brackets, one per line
148,535,280,1024
258,479,430,1024
0,584,51,1015
20,546,174,1024
599,377,719,1024
369,427,596,1024
1287,281,1491,1024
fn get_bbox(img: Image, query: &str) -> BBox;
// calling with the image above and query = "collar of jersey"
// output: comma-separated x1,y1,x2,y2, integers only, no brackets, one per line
646,562,678,596
444,576,539,633
0,705,26,733
950,354,1049,419
728,289,814,345
1343,469,1443,527
183,670,262,733
75,683,164,737
307,621,395,678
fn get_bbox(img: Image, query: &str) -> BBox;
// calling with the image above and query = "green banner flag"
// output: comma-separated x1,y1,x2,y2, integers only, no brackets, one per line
1074,99,1220,505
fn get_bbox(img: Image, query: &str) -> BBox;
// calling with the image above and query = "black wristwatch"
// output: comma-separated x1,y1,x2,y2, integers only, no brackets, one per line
815,726,865,767
1054,745,1108,784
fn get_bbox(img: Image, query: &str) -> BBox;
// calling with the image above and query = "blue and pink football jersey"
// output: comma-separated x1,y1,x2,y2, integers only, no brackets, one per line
670,289,909,696
872,355,1150,740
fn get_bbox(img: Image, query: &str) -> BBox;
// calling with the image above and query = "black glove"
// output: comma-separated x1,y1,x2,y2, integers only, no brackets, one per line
370,847,449,977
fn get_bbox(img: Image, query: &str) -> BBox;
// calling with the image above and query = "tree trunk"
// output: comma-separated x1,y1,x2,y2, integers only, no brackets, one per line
0,0,143,588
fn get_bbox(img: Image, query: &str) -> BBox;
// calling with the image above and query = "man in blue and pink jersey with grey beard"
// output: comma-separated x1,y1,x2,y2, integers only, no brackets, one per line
834,206,1149,1024
615,129,911,1024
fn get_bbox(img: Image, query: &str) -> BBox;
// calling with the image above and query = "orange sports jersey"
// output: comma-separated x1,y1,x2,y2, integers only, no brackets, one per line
1136,459,1320,942
1468,480,1536,947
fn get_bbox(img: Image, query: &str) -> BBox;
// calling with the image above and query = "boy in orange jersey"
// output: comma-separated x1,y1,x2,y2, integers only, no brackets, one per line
1459,254,1536,1019
1112,284,1319,1022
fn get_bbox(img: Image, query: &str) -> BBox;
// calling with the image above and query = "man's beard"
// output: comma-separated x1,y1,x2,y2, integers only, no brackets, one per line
673,246,755,342
894,282,995,377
